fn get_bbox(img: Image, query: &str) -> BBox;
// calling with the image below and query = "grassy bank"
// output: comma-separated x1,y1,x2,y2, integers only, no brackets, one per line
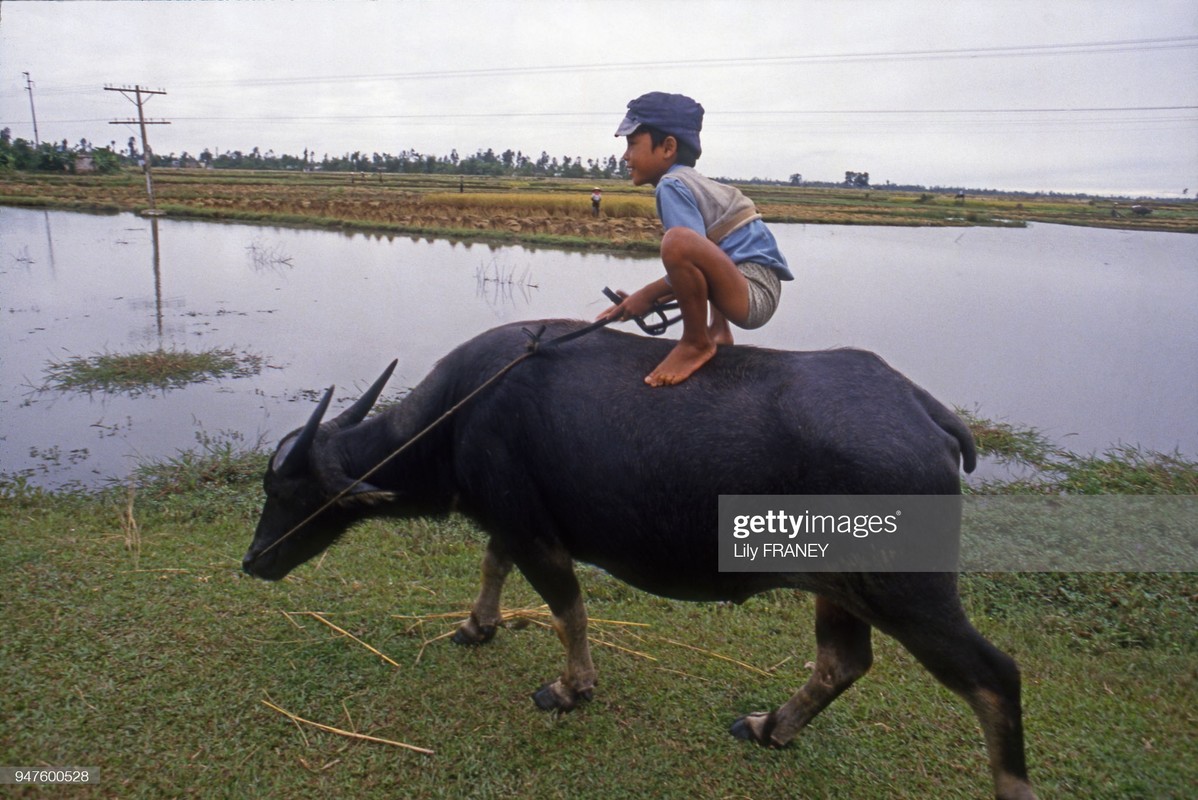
2,421,1195,798
2,170,1194,254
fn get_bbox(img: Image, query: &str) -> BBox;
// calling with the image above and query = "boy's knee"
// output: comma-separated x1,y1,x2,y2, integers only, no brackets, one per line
661,226,703,252
660,227,708,267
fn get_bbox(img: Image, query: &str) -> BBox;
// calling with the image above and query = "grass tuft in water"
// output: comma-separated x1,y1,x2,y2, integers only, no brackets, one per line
957,407,1060,465
962,409,1198,495
42,346,264,396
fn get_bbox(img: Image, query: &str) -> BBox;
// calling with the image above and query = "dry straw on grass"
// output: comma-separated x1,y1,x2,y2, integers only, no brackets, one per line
394,604,779,679
284,611,402,668
119,485,141,568
283,603,782,684
261,697,434,755
269,602,781,750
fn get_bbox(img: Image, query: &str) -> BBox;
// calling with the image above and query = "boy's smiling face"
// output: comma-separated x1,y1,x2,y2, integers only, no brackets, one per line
622,130,677,187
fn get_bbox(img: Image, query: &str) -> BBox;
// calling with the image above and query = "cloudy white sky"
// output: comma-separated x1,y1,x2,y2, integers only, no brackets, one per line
1,0,1196,196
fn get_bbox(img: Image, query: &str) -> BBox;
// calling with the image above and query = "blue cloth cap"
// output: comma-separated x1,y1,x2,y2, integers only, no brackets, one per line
615,92,703,155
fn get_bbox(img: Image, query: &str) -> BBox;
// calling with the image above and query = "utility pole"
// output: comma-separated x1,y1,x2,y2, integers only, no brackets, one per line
106,84,170,213
23,72,40,146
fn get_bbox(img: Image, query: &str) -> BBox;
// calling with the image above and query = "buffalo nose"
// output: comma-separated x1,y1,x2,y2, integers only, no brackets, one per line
242,552,258,575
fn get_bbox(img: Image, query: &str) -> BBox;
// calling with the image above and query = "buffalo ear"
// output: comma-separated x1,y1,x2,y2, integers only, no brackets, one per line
275,385,335,477
339,486,398,507
333,360,398,428
326,475,395,503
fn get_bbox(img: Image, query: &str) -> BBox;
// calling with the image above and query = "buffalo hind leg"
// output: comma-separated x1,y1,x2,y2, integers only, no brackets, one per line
732,596,872,746
882,608,1037,800
453,538,513,645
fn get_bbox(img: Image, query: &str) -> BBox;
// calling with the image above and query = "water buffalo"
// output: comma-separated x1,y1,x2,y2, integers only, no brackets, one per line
242,320,1036,800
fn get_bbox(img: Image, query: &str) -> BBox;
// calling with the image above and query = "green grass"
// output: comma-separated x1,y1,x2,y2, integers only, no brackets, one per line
1,428,1195,798
40,347,264,397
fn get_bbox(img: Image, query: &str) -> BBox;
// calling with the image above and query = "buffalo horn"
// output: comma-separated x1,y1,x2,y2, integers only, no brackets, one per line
276,385,334,476
332,359,398,428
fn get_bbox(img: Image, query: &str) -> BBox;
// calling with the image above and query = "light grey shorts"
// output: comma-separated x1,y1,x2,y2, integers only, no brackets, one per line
736,261,782,330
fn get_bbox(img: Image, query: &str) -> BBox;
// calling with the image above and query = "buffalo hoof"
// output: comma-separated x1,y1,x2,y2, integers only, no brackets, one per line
532,680,593,712
730,712,780,747
451,618,498,646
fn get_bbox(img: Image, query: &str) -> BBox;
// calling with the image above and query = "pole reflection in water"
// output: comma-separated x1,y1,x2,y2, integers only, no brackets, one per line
151,216,163,342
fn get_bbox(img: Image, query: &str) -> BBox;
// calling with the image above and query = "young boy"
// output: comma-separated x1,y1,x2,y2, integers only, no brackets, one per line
598,91,793,386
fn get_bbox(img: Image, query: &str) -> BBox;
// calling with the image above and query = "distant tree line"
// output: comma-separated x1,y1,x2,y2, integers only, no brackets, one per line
193,145,631,180
0,129,122,173
2,127,1182,201
0,129,630,180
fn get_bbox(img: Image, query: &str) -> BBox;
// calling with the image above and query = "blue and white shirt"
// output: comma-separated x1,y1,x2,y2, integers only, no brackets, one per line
656,165,793,280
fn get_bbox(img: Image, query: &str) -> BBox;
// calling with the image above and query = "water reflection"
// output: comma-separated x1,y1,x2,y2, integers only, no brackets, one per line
42,209,57,277
1,207,1195,489
150,217,163,341
474,256,539,308
245,237,295,273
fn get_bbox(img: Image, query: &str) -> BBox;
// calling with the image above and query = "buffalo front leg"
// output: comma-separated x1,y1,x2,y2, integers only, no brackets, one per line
531,591,596,712
453,538,513,646
514,544,596,712
732,596,872,746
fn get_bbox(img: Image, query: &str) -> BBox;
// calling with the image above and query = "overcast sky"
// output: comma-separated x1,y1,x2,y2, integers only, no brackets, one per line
1,0,1196,196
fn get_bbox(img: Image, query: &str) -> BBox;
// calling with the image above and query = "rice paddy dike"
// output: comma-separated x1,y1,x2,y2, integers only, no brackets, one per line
2,169,1196,250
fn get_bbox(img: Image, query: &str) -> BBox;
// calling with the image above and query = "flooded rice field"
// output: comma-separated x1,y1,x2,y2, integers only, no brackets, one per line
2,206,1196,489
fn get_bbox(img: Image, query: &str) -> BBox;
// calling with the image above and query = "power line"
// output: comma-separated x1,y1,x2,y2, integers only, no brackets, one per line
12,104,1198,123
5,35,1195,99
107,104,1198,124
8,106,1195,135
737,106,1198,115
169,35,1198,88
154,106,1198,135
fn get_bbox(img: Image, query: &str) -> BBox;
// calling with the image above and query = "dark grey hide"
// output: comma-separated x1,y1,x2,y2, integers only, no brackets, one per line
242,320,1036,800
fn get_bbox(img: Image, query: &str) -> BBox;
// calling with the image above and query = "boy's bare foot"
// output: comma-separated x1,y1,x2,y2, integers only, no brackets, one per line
645,340,717,386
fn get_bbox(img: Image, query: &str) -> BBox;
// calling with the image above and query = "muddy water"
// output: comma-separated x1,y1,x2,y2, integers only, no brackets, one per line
2,207,1196,488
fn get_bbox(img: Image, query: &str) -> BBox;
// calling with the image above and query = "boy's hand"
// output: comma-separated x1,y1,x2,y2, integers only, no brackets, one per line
596,287,659,322
597,289,632,322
